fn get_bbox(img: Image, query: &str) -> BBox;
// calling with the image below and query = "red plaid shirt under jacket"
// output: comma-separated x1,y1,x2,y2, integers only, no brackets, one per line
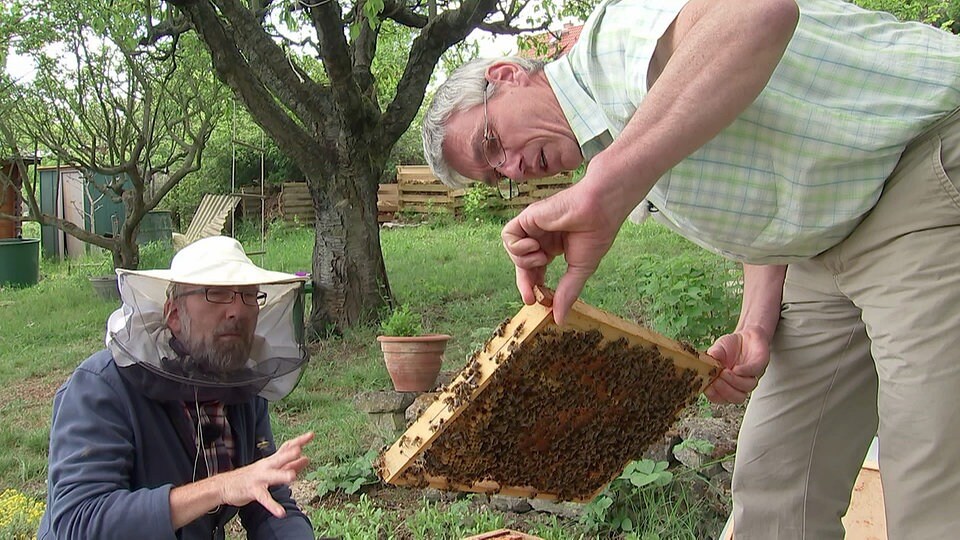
184,401,235,478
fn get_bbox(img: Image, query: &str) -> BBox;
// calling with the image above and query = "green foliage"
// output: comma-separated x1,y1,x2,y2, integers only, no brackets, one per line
405,498,506,539
621,459,674,490
461,184,506,224
309,494,394,539
854,0,960,33
0,489,45,539
581,459,707,539
136,241,175,271
379,304,423,337
634,253,741,349
306,449,380,498
674,437,716,456
308,494,579,540
384,124,427,183
362,0,385,30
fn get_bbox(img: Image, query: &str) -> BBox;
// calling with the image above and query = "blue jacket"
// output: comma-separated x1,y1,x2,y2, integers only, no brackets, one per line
37,350,314,539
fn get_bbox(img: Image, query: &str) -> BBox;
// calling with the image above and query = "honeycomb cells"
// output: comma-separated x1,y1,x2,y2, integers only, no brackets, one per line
416,327,701,500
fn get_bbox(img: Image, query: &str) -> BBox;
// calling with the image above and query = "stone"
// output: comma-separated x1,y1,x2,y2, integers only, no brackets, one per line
422,487,467,502
673,417,737,476
489,495,533,514
642,431,681,463
370,411,407,433
405,392,440,425
711,470,733,492
354,390,416,413
527,499,585,519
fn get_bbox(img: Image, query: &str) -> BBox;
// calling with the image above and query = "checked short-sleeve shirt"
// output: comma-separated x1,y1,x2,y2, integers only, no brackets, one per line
545,0,960,262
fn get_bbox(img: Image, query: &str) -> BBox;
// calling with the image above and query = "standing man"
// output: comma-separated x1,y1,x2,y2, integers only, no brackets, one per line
422,0,960,537
39,236,316,539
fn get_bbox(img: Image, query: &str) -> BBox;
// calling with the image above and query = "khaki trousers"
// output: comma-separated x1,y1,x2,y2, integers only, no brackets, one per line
732,109,960,539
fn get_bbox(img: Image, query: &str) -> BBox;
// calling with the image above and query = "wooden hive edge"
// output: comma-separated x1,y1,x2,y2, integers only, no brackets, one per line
377,302,555,485
389,472,594,503
565,297,721,390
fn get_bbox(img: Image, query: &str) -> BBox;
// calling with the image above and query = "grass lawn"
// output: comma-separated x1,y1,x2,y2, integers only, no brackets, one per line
0,218,741,539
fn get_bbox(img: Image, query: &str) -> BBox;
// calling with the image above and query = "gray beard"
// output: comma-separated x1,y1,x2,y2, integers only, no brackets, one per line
179,311,253,374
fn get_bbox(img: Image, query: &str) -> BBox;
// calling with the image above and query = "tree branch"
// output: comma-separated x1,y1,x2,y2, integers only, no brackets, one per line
378,0,497,148
308,0,373,141
168,0,328,168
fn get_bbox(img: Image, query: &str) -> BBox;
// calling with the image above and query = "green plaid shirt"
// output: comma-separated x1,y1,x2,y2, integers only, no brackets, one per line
545,0,960,263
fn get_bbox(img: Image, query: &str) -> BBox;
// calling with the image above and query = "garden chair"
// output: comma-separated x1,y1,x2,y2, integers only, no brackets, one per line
172,194,242,251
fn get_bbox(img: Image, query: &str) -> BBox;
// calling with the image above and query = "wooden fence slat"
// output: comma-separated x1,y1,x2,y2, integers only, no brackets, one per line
400,194,456,205
401,204,457,214
399,184,450,194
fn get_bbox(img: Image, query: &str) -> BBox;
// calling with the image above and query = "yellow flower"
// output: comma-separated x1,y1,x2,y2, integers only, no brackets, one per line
0,489,45,539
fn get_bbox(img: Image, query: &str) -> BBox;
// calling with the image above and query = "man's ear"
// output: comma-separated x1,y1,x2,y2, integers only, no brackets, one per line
485,62,531,86
164,299,182,335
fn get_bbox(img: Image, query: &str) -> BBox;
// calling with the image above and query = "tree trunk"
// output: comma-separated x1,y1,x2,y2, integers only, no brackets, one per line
308,166,391,333
111,233,141,270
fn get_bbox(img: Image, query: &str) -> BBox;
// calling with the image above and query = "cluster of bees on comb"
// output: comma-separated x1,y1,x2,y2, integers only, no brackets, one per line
382,317,703,501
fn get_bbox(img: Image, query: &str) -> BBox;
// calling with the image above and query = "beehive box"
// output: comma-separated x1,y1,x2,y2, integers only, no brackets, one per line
375,288,721,502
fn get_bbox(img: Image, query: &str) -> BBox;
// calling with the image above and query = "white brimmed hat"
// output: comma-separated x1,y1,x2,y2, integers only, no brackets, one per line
126,236,302,286
106,236,309,402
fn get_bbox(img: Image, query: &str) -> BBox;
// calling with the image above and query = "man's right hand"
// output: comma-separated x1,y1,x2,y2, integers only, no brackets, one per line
217,431,314,518
501,181,623,325
170,431,314,529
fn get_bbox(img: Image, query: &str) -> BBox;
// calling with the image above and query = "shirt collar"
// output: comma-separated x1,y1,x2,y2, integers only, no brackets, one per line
544,56,614,160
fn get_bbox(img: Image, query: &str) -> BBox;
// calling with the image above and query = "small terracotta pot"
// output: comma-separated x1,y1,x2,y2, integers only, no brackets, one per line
377,334,451,392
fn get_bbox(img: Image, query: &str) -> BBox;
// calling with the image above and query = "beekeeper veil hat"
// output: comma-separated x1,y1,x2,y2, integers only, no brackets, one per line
106,236,309,402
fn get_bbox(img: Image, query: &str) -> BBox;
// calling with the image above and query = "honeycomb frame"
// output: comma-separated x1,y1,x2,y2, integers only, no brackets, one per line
376,288,721,502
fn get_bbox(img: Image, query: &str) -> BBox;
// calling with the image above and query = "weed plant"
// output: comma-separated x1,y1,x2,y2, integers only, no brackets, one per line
0,489,45,539
378,305,424,337
307,450,381,498
461,184,507,223
581,458,718,539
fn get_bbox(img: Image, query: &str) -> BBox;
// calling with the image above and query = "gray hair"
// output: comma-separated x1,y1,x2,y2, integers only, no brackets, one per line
422,56,546,188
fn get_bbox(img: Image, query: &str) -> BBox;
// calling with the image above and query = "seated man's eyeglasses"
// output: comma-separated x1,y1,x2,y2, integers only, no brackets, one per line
176,287,267,307
481,81,519,200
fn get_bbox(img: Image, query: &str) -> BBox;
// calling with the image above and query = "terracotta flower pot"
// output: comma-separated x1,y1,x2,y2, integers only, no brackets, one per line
377,334,450,392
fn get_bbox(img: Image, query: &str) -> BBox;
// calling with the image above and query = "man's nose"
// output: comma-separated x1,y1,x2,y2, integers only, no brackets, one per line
498,150,525,180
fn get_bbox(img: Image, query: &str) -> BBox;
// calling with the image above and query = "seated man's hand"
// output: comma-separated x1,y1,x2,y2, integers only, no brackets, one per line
218,431,314,518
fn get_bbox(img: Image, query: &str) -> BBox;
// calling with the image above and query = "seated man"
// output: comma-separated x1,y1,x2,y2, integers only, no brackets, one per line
38,236,316,539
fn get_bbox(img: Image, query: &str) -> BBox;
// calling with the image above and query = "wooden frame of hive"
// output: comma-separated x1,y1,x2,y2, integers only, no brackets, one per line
376,288,721,502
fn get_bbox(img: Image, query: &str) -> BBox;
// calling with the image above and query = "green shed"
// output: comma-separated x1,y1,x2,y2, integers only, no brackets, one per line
38,165,128,258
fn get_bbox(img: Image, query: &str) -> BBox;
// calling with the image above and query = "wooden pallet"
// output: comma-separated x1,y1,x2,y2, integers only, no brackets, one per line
376,287,720,502
396,165,439,184
279,182,314,224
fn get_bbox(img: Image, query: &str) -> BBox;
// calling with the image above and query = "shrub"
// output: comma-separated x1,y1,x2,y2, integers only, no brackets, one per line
635,253,741,349
461,184,505,224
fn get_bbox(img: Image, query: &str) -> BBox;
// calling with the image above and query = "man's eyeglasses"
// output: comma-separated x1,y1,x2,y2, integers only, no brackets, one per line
481,81,519,200
176,287,267,307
